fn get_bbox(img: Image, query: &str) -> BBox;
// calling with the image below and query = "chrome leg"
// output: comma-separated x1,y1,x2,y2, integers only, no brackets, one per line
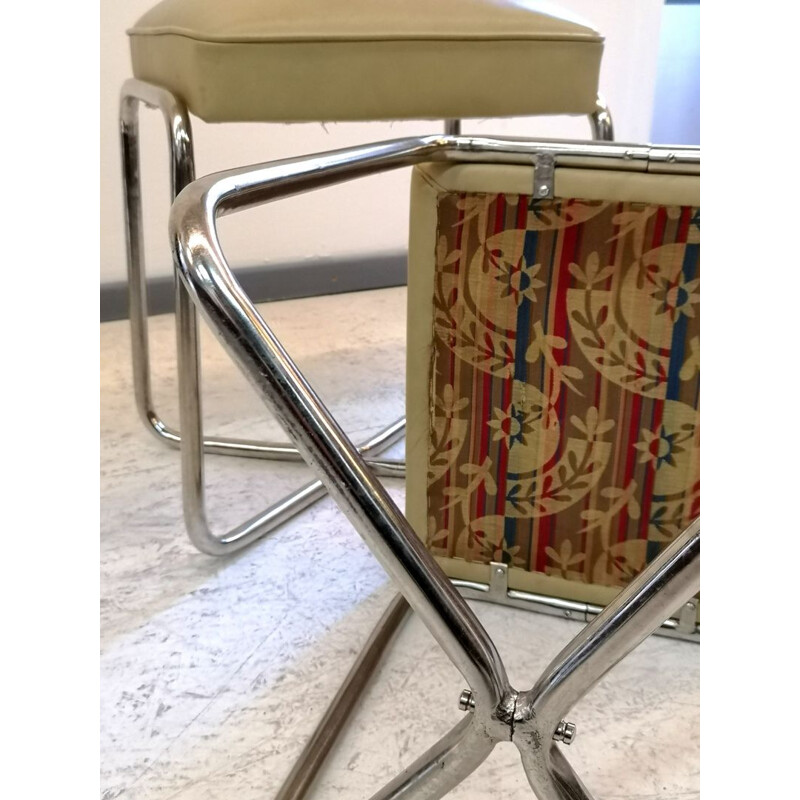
262,525,699,800
514,521,700,800
369,717,495,800
523,519,700,730
176,236,405,555
173,160,512,706
120,79,195,445
171,135,700,797
119,78,406,472
518,744,595,800
588,94,614,141
121,78,405,556
275,594,411,800
443,119,461,136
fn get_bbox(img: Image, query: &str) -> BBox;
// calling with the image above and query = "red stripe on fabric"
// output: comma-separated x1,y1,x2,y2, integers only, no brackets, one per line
639,205,695,539
442,194,467,538
536,204,579,573
623,206,666,543
476,194,507,523
638,399,663,541
690,481,700,519
494,196,528,523
677,205,692,247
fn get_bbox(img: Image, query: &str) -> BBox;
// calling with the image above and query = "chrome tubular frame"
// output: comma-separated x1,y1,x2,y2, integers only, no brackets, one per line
120,78,405,555
588,94,614,142
120,78,613,555
169,135,700,798
453,563,698,643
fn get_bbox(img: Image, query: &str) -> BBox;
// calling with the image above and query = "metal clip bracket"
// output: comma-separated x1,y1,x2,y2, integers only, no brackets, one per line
488,561,509,602
533,153,556,200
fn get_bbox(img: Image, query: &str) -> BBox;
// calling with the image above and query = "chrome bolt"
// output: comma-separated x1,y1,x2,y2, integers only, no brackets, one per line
553,720,577,744
537,185,549,197
458,689,476,712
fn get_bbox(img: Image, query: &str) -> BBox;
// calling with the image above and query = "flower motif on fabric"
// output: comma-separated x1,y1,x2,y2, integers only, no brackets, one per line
568,251,615,288
634,425,686,470
570,406,615,442
679,336,700,381
545,539,586,581
490,254,545,307
488,401,545,449
441,457,498,516
651,274,700,321
435,383,469,418
426,192,700,590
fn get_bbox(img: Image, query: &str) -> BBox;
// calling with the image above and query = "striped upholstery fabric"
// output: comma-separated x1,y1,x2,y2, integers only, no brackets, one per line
426,190,700,592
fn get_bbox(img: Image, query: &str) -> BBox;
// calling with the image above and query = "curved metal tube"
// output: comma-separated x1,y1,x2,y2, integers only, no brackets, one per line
517,743,595,800
588,94,614,142
121,78,406,558
120,79,195,443
170,136,699,796
523,519,700,730
369,716,495,800
120,82,612,561
119,79,406,472
168,137,597,707
514,520,700,800
276,594,411,800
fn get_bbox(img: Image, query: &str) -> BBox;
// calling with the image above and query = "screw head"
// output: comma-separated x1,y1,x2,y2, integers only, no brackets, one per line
537,185,549,197
553,720,577,745
458,689,475,712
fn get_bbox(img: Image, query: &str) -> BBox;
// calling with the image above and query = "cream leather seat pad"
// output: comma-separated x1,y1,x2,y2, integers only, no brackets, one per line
406,162,700,605
129,0,603,122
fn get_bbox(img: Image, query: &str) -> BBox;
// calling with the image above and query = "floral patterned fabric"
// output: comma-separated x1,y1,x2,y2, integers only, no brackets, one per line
426,190,700,591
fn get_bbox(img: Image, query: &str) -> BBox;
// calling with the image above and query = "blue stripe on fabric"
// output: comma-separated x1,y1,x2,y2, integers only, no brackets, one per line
513,228,539,384
666,243,699,400
505,226,541,550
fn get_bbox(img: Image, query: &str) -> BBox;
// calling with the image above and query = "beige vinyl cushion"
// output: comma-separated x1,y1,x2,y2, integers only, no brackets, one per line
407,162,700,606
128,0,603,122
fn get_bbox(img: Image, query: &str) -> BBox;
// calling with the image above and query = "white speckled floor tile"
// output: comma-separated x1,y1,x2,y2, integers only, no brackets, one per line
100,286,698,800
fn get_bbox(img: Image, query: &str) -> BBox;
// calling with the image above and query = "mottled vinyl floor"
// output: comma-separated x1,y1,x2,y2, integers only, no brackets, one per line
100,286,699,800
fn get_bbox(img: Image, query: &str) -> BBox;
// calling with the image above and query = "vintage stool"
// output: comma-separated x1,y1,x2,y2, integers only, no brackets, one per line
169,134,700,798
120,0,614,555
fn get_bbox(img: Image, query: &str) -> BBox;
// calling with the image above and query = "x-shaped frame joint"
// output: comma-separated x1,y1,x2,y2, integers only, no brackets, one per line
369,515,699,800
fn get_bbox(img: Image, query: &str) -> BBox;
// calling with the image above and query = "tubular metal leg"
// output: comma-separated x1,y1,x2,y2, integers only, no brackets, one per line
518,744,595,800
265,524,699,800
275,594,411,800
369,717,495,800
523,519,701,730
448,95,613,144
119,78,406,472
174,239,406,555
120,78,405,555
514,522,701,800
588,94,614,141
